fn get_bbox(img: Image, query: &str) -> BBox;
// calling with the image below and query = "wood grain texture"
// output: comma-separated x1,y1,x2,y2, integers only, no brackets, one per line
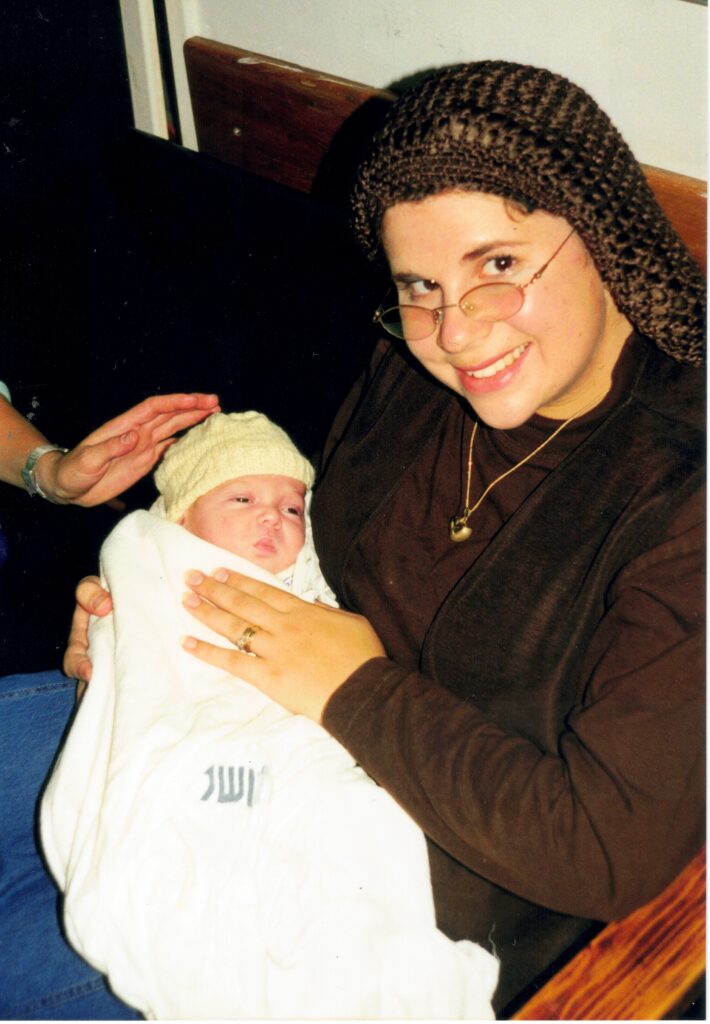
184,37,393,196
184,36,706,269
511,847,706,1020
644,166,707,273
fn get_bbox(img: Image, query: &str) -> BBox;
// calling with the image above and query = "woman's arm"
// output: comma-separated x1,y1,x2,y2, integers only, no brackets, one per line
180,489,704,923
0,392,219,505
321,492,705,921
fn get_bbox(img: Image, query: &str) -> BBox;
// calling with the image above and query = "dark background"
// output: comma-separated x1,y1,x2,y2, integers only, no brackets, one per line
0,1,382,674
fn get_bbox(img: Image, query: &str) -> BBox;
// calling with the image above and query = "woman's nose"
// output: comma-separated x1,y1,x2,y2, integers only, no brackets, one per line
436,306,494,353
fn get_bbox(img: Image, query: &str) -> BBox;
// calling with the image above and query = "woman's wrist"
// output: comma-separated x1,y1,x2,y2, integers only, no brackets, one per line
31,447,71,504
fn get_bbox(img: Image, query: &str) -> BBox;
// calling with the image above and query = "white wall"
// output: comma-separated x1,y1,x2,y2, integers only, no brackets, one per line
124,0,708,180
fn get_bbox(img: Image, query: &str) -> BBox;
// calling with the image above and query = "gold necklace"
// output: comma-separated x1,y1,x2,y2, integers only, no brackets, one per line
449,406,593,543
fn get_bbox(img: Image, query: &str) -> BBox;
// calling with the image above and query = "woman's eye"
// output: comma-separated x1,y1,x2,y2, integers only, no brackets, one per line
482,255,516,276
397,279,438,301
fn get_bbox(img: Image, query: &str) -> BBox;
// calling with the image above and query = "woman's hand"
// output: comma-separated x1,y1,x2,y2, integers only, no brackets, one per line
63,575,113,692
38,393,220,507
182,569,386,723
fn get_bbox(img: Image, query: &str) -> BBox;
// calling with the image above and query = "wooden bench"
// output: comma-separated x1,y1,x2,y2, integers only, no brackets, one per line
184,37,707,273
182,37,706,1020
512,846,706,1020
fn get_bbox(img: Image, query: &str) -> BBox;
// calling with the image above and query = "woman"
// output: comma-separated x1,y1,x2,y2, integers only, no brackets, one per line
11,61,706,1017
177,61,705,1013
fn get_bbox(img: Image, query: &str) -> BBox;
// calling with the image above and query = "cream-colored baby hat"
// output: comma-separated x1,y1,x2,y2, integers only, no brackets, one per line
155,411,315,523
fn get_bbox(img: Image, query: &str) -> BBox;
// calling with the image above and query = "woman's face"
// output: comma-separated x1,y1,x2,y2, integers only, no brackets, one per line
380,191,632,429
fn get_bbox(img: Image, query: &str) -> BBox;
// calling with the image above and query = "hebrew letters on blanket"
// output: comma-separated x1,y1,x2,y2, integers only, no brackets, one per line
40,510,498,1019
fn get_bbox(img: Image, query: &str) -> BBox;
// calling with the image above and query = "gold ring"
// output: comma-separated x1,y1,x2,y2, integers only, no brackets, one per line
234,624,259,655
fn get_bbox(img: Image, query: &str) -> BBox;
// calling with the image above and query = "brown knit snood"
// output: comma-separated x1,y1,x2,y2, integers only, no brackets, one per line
351,61,705,366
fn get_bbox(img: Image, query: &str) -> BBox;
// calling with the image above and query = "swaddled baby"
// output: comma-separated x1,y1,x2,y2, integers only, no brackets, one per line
41,412,498,1020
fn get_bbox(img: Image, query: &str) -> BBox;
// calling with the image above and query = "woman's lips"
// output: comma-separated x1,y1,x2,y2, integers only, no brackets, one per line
456,342,530,394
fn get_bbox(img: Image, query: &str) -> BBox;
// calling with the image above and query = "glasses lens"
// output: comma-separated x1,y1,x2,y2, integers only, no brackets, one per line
378,305,434,342
460,283,524,322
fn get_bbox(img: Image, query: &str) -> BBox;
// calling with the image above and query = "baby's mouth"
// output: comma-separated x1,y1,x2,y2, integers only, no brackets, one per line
464,342,530,379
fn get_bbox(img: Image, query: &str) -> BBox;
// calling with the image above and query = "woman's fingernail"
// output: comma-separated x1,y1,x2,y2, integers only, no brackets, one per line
182,635,197,650
213,568,229,582
185,570,204,586
91,595,110,614
183,592,201,608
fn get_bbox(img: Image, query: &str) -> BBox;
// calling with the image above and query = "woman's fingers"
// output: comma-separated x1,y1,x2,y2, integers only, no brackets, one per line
181,630,331,723
63,601,94,681
182,587,272,649
86,394,219,444
76,575,112,616
146,408,217,443
182,634,263,674
63,576,113,682
181,567,386,723
184,569,295,623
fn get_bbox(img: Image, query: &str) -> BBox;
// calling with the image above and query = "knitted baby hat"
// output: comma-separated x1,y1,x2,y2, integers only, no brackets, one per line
155,411,315,523
351,61,705,365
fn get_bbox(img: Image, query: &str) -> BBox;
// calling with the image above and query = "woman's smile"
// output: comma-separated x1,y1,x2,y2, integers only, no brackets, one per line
456,341,531,392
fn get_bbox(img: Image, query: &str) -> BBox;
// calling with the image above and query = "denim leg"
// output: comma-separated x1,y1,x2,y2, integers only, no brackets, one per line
0,671,141,1020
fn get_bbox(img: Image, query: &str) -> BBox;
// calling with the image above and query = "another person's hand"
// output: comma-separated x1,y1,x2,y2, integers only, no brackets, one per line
38,393,220,507
63,576,113,692
182,569,386,723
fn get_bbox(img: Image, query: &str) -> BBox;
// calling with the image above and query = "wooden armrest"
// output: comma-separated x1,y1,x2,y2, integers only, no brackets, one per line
511,846,706,1020
184,37,706,271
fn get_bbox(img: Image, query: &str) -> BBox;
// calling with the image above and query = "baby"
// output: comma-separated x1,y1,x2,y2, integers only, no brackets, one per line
41,412,498,1021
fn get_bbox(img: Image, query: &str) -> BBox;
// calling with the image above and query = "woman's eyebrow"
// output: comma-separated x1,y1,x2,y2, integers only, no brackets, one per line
391,239,526,281
391,271,434,284
461,238,525,263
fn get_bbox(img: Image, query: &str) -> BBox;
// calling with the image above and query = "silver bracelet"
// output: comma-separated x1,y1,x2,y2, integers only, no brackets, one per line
21,444,69,502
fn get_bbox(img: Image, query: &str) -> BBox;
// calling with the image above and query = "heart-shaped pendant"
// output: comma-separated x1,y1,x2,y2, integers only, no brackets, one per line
449,515,472,542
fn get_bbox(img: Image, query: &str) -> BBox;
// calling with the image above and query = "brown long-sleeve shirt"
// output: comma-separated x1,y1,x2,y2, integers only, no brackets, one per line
314,334,705,1012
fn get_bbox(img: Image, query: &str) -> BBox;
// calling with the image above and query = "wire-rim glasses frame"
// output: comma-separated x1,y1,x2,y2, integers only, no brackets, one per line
373,227,576,342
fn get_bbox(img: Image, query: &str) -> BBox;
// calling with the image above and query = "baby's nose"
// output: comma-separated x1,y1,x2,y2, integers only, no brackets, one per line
258,506,281,526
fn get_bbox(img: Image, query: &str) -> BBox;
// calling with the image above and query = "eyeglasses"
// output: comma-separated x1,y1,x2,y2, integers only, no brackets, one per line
373,228,576,342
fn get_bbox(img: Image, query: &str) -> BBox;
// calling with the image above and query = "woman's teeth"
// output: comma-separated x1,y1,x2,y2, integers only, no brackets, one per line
466,343,529,379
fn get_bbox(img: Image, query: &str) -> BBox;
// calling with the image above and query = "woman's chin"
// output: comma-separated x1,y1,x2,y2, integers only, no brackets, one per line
464,394,542,430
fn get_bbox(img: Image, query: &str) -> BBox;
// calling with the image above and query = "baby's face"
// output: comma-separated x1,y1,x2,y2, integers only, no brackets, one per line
180,474,306,573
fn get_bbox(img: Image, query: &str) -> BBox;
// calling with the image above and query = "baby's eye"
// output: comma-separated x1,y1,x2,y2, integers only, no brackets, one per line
231,495,251,504
482,254,516,276
284,505,304,517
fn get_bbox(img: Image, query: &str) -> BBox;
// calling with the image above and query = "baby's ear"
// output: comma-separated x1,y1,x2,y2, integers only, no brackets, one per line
178,514,186,526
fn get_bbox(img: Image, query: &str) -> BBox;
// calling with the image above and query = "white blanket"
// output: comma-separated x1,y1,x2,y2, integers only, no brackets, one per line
41,509,498,1019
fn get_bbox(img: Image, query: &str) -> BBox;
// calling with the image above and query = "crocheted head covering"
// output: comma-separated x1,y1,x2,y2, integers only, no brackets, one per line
352,61,705,365
155,411,315,522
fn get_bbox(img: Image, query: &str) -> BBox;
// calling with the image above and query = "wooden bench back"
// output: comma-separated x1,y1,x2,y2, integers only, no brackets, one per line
184,36,707,272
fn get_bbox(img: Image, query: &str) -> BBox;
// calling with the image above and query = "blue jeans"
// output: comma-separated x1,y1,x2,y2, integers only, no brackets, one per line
0,671,141,1020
